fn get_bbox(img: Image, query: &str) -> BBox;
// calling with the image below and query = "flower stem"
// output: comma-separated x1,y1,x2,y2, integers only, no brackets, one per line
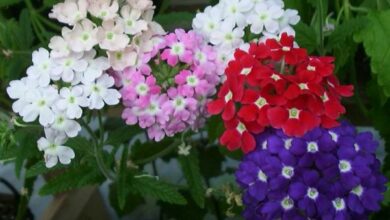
318,0,325,55
343,0,351,21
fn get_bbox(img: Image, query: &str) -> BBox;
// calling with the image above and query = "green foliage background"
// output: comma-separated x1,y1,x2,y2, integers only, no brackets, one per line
1,0,390,219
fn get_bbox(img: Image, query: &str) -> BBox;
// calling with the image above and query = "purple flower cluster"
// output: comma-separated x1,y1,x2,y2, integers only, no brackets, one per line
235,122,387,220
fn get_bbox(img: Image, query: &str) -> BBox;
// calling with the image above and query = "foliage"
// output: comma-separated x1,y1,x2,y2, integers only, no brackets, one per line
0,0,390,219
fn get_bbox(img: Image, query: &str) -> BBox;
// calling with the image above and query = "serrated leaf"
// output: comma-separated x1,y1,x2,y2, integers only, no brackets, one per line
117,146,129,210
294,22,317,53
354,11,390,97
105,126,142,146
109,183,145,217
129,177,187,205
178,151,205,208
39,166,104,195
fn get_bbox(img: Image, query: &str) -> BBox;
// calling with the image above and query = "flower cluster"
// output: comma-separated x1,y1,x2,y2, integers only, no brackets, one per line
6,0,163,168
236,123,387,220
115,29,221,141
208,33,353,153
192,0,300,73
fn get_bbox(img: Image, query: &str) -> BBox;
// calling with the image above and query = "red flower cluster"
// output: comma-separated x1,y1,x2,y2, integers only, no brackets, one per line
208,33,353,153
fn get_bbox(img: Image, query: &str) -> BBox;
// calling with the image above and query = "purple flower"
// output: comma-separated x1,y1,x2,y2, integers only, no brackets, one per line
235,123,387,219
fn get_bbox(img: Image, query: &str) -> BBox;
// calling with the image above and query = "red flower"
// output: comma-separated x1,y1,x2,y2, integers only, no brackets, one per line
248,42,271,60
225,50,260,86
265,33,307,65
238,89,271,125
296,57,335,83
220,118,264,153
283,74,324,100
207,75,243,121
320,91,346,119
267,106,320,136
326,75,354,97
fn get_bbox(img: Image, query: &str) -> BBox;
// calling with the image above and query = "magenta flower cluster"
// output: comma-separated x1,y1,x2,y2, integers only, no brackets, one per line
113,29,222,141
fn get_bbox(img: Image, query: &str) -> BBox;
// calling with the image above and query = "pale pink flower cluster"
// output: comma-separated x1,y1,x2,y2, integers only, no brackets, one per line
7,0,164,168
114,29,221,141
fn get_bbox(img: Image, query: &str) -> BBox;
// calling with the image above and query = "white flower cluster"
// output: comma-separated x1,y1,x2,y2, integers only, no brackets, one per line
6,0,164,168
192,0,300,70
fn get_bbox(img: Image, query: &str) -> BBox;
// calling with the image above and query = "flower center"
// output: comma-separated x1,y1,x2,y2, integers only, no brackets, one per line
262,140,268,150
255,97,267,108
307,142,319,153
56,116,65,125
339,160,352,173
230,6,237,14
224,91,233,102
225,33,234,41
270,74,281,81
321,93,329,102
288,108,300,119
195,51,206,63
100,11,108,18
107,32,116,41
68,96,76,104
92,85,101,93
240,67,252,76
136,83,149,96
82,32,90,41
351,185,363,197
281,196,294,210
329,131,338,142
257,170,267,182
284,139,293,150
41,62,49,70
115,52,123,60
307,65,316,71
171,43,184,55
186,75,199,87
126,19,134,27
332,198,346,211
282,166,294,179
260,13,268,20
299,83,308,90
282,46,291,52
173,97,186,110
147,103,159,115
37,99,46,107
64,59,73,67
307,187,319,200
236,122,246,134
354,143,360,152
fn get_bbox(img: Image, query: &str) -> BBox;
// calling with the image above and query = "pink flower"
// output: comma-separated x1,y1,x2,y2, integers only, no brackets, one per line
175,69,211,96
160,29,195,66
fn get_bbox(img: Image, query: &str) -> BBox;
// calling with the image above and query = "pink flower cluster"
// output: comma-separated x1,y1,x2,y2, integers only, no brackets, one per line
113,29,222,141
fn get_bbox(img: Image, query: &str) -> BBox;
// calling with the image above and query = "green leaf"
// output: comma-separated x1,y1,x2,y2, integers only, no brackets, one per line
105,126,142,146
108,183,145,217
354,10,390,97
117,146,129,210
294,22,318,53
178,150,205,208
155,12,194,31
44,0,62,7
26,161,49,178
129,177,187,205
207,116,224,142
131,138,175,162
0,0,22,8
66,136,94,155
39,166,104,195
199,146,225,179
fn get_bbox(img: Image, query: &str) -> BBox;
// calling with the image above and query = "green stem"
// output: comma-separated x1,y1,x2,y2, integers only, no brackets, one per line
350,60,369,117
343,0,351,21
16,162,36,220
134,140,181,165
349,5,370,13
279,57,286,74
318,0,325,55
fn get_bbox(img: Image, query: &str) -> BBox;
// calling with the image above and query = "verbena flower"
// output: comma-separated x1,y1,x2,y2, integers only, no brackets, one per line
192,0,300,73
208,33,353,152
117,29,222,141
236,123,387,220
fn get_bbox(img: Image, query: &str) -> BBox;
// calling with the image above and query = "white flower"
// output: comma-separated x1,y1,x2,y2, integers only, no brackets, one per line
192,5,223,40
7,77,38,114
37,129,75,168
83,52,110,82
26,48,53,87
88,0,119,21
118,5,148,35
97,20,130,51
56,86,88,119
210,20,244,49
83,74,121,109
279,9,300,29
51,52,88,82
49,35,71,58
49,0,88,25
19,86,59,126
221,0,253,27
50,109,82,138
246,3,284,34
107,46,137,71
127,0,154,11
63,19,98,52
